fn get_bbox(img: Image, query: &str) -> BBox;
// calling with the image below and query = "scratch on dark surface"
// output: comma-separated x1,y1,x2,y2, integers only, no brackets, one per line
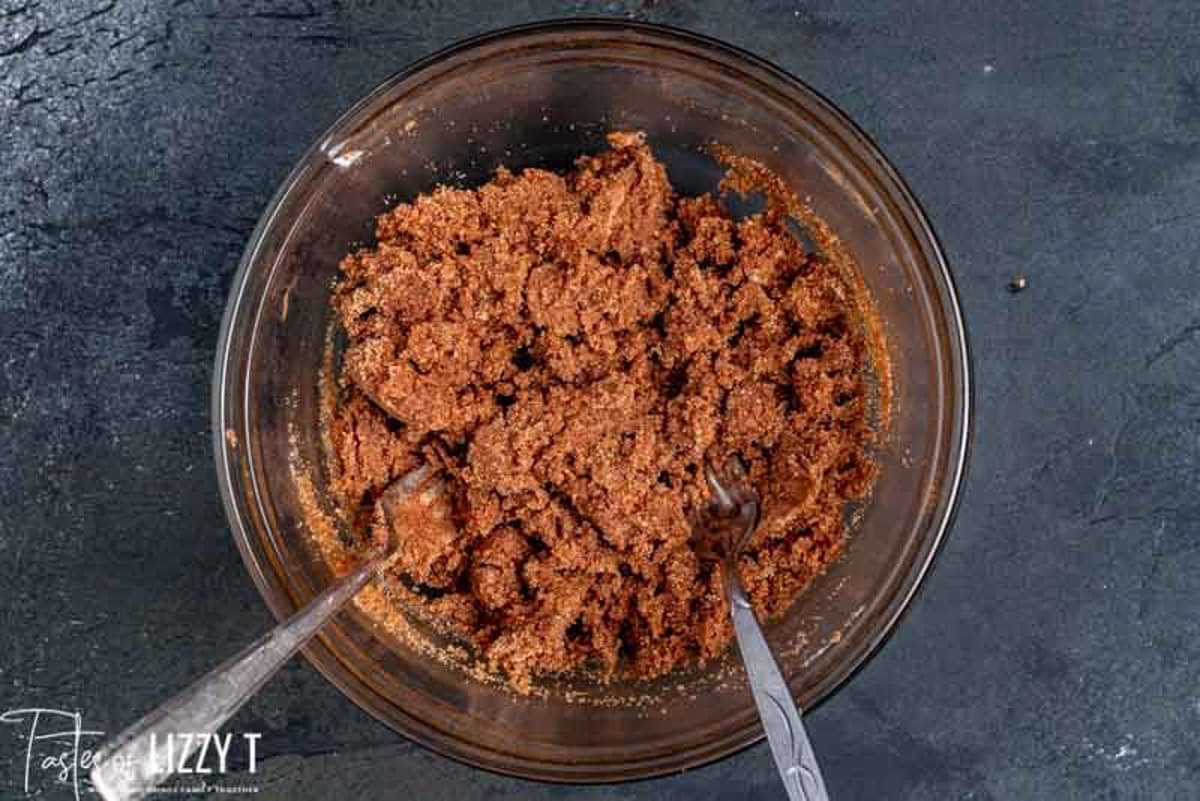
27,209,251,242
1147,207,1200,231
0,25,52,58
53,28,86,43
249,9,323,21
12,79,44,108
245,29,418,47
70,0,117,25
132,36,162,54
292,33,344,46
106,66,134,83
1089,410,1138,520
1061,283,1094,321
197,7,324,22
1144,320,1200,367
61,74,99,90
1,1,37,18
1135,522,1169,623
1093,505,1200,532
131,19,174,54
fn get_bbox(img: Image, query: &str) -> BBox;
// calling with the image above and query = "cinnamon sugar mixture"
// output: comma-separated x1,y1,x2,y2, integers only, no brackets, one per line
327,132,880,687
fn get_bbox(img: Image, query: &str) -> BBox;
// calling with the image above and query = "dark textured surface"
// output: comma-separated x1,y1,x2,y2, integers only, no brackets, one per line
1,2,1198,799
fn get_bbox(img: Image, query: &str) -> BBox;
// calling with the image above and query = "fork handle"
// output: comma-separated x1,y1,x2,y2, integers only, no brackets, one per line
90,554,382,801
726,566,831,801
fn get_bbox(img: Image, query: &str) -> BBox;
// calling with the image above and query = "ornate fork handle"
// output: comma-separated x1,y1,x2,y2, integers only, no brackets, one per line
725,563,830,801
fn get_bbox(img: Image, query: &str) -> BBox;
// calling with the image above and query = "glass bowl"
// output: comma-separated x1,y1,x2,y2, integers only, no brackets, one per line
212,19,971,782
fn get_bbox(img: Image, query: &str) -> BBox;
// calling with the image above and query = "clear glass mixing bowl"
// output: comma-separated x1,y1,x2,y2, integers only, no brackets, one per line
213,20,971,782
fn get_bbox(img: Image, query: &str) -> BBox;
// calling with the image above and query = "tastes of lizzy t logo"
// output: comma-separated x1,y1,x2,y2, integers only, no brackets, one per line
0,708,262,799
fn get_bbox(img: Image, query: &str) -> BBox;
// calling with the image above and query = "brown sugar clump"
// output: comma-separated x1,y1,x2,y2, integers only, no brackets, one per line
326,132,881,688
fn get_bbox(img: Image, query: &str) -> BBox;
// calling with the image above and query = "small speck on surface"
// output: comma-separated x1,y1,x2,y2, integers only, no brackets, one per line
983,63,995,74
1009,274,1028,293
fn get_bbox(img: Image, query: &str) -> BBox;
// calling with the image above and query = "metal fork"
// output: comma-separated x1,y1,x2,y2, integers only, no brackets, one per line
89,464,443,800
703,462,831,801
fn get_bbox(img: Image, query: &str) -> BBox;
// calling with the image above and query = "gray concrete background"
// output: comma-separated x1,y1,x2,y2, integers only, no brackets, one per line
1,1,1198,799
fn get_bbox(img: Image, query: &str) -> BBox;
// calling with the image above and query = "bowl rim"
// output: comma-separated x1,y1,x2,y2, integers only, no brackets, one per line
212,17,973,783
